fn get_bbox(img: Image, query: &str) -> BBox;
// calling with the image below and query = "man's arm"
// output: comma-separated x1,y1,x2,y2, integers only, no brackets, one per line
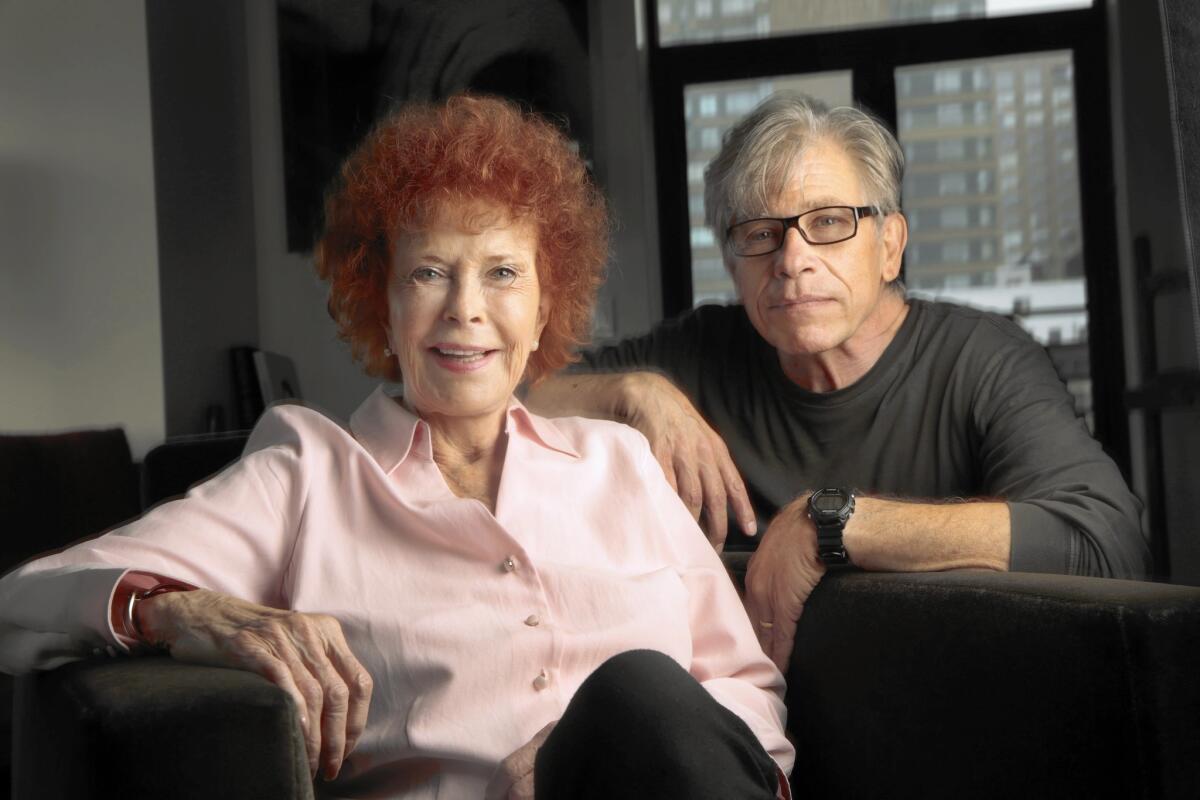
744,495,1010,670
527,371,758,549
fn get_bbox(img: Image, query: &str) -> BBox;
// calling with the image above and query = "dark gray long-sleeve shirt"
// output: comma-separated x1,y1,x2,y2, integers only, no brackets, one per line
580,299,1150,578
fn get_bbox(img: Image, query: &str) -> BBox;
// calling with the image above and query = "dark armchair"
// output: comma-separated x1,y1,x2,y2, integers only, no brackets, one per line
13,540,1200,798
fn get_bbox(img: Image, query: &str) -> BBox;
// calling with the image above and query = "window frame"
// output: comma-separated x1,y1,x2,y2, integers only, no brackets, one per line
644,3,1130,474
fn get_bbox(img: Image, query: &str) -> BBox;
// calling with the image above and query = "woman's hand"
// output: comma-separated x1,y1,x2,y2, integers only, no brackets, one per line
137,589,373,781
485,720,557,800
620,373,757,551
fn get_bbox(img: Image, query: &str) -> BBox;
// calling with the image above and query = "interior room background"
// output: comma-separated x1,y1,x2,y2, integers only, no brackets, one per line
1,0,1196,587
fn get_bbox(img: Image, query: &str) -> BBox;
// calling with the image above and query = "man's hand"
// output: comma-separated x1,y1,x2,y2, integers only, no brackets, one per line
744,499,825,672
139,589,373,781
485,720,557,800
621,373,757,550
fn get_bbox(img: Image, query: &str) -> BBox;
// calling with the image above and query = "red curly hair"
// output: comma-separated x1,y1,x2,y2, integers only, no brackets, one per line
316,94,609,385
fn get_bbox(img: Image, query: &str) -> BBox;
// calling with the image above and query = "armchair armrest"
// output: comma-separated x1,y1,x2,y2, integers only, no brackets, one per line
789,571,1200,799
13,657,312,800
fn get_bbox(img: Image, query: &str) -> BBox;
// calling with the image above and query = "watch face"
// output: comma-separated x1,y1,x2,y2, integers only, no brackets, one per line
812,492,847,512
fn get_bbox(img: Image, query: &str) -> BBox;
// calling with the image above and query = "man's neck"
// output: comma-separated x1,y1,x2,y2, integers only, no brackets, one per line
778,293,909,392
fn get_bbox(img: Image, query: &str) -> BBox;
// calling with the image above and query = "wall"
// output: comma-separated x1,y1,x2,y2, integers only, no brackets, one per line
146,0,261,437
587,0,664,342
0,0,165,458
244,1,379,425
1108,0,1200,585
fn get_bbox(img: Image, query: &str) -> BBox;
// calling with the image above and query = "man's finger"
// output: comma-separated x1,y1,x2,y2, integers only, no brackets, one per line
509,770,535,800
674,457,704,519
652,445,678,493
769,613,799,674
698,458,729,550
713,441,756,537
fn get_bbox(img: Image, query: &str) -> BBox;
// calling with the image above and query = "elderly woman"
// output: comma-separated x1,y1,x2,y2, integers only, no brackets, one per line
0,95,791,799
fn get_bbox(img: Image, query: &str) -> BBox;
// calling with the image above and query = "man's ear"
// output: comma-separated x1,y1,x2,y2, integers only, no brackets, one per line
880,211,909,283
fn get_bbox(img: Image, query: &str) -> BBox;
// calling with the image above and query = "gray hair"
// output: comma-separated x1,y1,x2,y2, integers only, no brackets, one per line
704,93,905,252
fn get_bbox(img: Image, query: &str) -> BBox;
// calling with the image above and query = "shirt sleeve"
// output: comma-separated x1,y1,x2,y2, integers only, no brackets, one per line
969,321,1150,578
576,306,717,387
0,408,308,675
629,429,795,778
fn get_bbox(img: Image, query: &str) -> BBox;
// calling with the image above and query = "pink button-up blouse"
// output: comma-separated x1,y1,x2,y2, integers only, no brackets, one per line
0,387,793,798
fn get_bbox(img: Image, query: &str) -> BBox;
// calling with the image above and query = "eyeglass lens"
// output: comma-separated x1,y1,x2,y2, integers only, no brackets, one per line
730,206,859,255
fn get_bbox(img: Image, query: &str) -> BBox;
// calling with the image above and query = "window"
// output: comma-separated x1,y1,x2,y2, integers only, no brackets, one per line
937,139,966,161
934,69,962,93
651,3,1121,452
939,173,969,195
938,103,965,126
655,0,1094,44
698,94,718,116
942,207,969,228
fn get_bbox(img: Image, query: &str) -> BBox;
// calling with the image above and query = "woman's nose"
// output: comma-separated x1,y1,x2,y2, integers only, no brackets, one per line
443,276,485,322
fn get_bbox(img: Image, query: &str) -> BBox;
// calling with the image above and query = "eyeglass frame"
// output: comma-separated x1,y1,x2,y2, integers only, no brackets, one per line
724,205,881,257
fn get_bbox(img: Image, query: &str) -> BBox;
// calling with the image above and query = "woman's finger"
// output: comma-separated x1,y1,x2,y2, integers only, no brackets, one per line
323,618,375,763
284,614,354,781
235,638,322,774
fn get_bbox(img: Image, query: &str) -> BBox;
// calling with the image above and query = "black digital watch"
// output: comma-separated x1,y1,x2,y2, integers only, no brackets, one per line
807,488,856,567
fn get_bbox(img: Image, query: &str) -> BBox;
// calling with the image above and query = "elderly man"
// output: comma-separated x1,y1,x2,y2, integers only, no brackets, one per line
527,93,1149,670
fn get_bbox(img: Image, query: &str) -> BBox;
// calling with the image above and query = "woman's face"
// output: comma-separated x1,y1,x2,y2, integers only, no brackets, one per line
386,204,549,426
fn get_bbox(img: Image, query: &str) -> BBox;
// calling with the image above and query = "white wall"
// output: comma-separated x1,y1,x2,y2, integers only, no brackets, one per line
0,0,165,458
244,1,378,425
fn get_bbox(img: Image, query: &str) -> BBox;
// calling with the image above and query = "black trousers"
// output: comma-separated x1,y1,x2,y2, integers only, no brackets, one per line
534,649,781,799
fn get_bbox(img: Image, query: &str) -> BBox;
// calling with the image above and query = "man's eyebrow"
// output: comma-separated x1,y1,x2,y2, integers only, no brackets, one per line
749,198,852,219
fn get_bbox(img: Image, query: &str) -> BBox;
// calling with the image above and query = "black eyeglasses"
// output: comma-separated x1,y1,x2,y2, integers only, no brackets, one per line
725,205,879,257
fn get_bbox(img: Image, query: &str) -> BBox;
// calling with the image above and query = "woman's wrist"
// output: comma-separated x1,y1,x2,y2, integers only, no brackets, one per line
109,573,196,650
130,585,193,649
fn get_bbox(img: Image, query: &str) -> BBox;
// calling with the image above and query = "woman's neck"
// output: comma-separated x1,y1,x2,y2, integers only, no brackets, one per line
413,403,509,512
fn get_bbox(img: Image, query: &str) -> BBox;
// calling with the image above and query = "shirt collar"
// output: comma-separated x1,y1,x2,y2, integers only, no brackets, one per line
349,385,580,474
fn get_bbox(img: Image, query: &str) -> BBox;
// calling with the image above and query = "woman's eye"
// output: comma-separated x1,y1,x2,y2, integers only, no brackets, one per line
410,267,444,283
490,265,518,283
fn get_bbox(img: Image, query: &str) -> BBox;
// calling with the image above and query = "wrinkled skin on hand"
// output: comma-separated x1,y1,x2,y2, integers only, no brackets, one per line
138,589,373,781
485,720,557,800
622,373,757,550
744,499,826,672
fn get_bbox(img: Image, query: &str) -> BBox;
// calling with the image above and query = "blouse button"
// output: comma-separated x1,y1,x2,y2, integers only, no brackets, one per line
501,556,517,573
532,669,550,691
524,614,540,627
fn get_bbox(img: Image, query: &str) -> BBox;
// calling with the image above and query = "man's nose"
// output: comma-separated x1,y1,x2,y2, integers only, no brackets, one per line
773,224,817,279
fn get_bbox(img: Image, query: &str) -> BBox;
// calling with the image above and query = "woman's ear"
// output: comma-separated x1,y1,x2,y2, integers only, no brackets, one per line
535,292,551,341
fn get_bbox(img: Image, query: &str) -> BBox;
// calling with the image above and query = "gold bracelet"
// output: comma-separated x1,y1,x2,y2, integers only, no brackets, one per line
124,583,191,648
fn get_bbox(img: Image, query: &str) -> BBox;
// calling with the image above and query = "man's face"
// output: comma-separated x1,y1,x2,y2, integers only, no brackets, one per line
729,138,906,359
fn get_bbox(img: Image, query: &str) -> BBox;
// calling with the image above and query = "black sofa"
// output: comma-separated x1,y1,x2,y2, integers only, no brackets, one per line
12,567,1200,799
10,429,1200,798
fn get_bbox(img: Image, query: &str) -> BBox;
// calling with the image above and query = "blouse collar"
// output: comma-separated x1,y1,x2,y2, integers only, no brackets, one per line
349,385,580,474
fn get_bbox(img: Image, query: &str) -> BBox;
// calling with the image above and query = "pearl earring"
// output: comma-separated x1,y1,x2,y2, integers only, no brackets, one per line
384,347,393,357
531,340,539,351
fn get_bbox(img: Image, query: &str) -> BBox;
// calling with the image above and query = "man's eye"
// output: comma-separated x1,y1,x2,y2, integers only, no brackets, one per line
746,227,778,242
814,216,842,228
